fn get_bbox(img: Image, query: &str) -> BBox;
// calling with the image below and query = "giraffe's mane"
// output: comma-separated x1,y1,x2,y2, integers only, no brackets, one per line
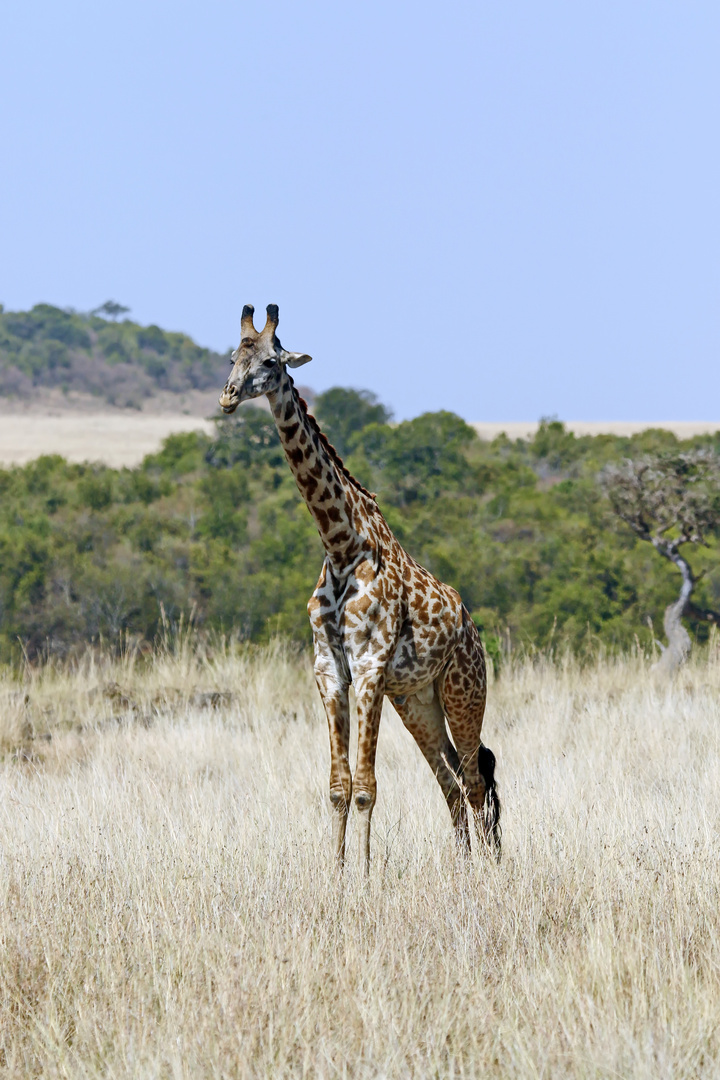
292,386,378,505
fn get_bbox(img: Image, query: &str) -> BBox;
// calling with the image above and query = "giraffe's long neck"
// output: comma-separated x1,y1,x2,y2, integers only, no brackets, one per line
267,371,374,568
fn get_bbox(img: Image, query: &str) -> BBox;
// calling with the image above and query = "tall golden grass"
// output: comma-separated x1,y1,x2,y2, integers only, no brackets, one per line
2,635,720,1077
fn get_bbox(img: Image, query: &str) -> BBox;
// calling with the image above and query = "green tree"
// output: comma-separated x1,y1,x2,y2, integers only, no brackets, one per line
314,387,392,457
604,450,720,670
92,300,131,320
349,411,477,506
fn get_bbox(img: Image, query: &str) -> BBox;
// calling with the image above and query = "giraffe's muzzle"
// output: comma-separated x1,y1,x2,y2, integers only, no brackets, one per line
219,383,240,413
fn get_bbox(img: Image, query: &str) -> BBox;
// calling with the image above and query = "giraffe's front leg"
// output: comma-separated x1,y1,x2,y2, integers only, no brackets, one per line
314,669,352,867
353,671,386,876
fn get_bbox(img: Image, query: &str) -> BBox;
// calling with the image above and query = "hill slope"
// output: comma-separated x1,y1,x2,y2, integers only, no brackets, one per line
0,303,230,408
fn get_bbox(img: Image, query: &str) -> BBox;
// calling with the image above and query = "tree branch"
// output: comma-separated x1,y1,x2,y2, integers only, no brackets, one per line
650,536,695,613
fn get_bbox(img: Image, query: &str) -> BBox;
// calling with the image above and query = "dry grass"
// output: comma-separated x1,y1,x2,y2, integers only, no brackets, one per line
2,638,720,1077
2,410,719,469
472,421,720,441
0,414,216,468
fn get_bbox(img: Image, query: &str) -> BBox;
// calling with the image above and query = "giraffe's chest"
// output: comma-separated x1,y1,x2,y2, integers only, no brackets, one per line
308,556,462,692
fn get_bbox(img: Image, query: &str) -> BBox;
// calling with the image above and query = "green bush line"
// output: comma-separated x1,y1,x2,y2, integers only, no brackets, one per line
1,390,718,664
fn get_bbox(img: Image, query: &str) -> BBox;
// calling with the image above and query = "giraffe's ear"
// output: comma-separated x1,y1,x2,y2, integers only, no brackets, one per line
282,351,312,369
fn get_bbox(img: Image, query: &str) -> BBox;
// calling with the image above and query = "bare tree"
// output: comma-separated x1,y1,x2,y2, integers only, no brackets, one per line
603,450,720,673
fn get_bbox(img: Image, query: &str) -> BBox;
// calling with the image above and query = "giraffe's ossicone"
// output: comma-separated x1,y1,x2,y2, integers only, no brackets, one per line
220,304,501,871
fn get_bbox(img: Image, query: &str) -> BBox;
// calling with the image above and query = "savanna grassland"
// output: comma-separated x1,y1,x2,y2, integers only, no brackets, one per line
2,638,720,1078
3,302,720,1078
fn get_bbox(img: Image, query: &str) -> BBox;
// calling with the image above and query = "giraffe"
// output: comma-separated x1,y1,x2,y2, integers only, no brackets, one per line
219,304,501,872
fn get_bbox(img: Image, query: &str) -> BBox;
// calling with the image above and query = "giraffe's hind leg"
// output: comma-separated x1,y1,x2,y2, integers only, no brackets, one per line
439,610,501,859
392,686,471,852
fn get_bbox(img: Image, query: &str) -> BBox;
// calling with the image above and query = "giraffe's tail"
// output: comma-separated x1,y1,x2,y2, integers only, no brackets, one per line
477,743,502,861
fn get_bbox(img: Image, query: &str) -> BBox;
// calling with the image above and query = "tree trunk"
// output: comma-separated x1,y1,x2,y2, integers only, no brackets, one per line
653,598,692,675
651,541,694,676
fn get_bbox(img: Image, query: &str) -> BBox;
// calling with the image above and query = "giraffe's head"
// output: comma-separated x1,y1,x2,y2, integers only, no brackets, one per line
219,304,311,414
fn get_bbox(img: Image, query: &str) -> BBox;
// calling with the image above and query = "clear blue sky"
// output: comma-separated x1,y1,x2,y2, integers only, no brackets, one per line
2,1,718,420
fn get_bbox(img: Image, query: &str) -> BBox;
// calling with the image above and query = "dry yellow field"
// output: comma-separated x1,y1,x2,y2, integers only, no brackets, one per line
1,408,719,468
472,420,720,441
2,639,720,1077
0,413,216,468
